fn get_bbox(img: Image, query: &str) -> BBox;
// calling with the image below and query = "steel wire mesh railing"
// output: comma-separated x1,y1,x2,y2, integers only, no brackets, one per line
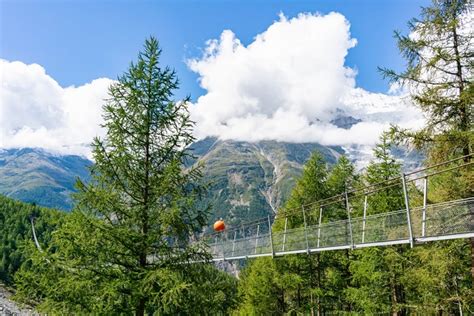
207,198,474,260
199,155,473,261
27,154,473,263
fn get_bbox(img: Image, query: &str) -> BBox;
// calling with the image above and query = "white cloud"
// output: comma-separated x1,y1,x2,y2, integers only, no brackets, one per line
188,12,424,146
0,12,426,160
0,59,113,157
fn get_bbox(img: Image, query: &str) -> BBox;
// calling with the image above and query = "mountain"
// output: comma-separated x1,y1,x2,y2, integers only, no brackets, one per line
0,141,343,220
330,114,362,129
0,148,92,210
189,137,344,226
0,140,421,221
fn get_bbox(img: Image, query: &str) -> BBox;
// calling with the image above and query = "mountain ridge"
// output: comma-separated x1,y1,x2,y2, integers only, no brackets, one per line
0,139,421,222
189,137,343,225
0,148,92,210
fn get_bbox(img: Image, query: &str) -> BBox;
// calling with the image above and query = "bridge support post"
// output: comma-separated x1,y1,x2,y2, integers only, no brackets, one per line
317,207,323,248
422,176,428,237
221,233,226,261
362,195,368,244
401,172,414,248
213,236,218,255
232,231,237,257
302,206,310,254
282,217,288,252
345,190,354,249
255,224,260,254
268,215,274,257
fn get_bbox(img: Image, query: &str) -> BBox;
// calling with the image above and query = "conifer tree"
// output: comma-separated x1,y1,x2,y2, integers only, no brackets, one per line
237,152,329,314
348,135,408,314
381,0,474,285
239,154,359,314
14,37,224,315
365,134,405,214
237,257,286,314
275,152,330,314
381,0,473,161
327,156,358,197
322,155,359,312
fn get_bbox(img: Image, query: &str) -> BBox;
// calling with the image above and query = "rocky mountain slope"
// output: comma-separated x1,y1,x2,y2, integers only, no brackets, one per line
0,140,343,220
0,140,420,223
189,137,343,226
0,285,37,316
0,148,91,210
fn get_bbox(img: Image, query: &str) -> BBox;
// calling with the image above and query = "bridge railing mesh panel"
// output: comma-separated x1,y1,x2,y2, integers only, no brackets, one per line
316,221,351,248
206,199,474,260
412,198,474,238
356,210,410,244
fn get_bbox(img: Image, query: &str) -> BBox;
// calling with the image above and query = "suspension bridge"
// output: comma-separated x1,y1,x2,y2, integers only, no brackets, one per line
202,155,474,261
30,154,473,262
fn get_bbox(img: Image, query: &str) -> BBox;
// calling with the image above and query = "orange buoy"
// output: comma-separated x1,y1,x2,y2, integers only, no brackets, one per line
213,219,225,232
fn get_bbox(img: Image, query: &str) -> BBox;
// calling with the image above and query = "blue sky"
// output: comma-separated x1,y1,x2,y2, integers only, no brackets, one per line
1,0,429,157
1,0,429,100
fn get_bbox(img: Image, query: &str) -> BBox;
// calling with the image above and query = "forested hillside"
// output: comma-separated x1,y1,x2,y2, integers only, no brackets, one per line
0,195,64,285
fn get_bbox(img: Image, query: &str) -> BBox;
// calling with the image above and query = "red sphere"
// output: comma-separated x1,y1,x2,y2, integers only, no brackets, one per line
213,220,225,232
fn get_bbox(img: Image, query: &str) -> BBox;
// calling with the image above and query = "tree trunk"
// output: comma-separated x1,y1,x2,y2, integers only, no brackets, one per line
467,159,474,287
452,23,474,289
471,238,474,287
463,153,473,287
136,91,152,316
297,285,301,309
136,298,146,316
346,250,353,312
391,278,397,316
396,284,406,316
391,273,407,316
278,289,286,314
317,253,321,316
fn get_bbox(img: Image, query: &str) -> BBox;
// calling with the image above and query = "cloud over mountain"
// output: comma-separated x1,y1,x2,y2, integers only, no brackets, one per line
188,12,424,146
0,59,113,157
1,12,425,158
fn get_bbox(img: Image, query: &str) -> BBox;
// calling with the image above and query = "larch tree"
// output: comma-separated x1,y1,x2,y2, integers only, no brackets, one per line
381,0,474,285
275,152,330,315
322,155,359,312
14,37,228,315
236,257,286,315
252,153,359,314
242,152,331,315
382,0,472,160
347,135,408,315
